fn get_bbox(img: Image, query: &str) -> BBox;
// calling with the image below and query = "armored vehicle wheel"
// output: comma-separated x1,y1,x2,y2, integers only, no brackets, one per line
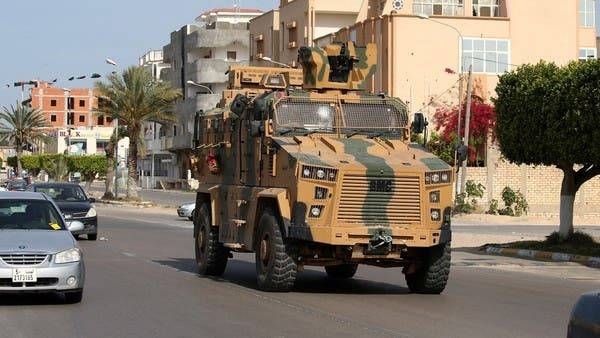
195,203,228,276
405,242,451,294
255,208,297,292
325,264,358,279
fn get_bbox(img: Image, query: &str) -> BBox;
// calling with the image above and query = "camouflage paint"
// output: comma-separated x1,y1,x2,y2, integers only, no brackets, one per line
420,158,452,171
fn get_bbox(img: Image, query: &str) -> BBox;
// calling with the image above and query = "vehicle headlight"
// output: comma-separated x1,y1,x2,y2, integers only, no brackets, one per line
425,171,452,185
431,209,441,221
309,205,323,218
302,168,311,177
316,169,325,179
55,248,82,264
432,173,440,183
86,207,97,217
430,191,440,203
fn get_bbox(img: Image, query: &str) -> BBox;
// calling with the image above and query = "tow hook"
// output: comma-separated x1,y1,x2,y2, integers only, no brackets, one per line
366,231,393,255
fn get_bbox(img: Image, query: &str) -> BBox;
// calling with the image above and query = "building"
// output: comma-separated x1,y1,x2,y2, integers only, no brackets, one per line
249,0,363,67
28,81,120,156
160,7,262,186
138,50,172,188
306,0,597,216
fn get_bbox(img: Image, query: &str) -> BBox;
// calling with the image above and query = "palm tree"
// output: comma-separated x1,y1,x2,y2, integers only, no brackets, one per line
0,102,49,177
95,66,181,199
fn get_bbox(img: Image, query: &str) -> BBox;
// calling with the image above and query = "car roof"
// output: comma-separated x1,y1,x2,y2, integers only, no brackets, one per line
30,182,81,188
0,191,50,201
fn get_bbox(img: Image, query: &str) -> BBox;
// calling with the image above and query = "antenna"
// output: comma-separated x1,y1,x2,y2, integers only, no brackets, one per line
233,0,240,23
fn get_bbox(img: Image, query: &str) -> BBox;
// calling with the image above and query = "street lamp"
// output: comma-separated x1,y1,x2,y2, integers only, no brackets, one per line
186,80,214,94
62,88,72,155
106,58,120,198
260,56,291,68
417,13,471,195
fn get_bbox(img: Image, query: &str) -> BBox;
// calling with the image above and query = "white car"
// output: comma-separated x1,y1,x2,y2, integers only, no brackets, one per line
177,202,195,221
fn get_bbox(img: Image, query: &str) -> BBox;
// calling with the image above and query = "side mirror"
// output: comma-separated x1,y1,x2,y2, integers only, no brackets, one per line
66,220,84,232
88,197,96,203
411,112,427,134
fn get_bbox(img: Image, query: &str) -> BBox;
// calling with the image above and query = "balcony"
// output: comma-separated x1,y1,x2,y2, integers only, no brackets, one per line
177,94,221,114
186,28,250,50
186,59,247,84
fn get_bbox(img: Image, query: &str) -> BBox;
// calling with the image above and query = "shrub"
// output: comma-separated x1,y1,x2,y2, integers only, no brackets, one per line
454,180,485,214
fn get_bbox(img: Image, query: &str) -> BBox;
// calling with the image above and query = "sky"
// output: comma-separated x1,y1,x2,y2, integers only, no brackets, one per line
0,0,598,108
0,0,278,107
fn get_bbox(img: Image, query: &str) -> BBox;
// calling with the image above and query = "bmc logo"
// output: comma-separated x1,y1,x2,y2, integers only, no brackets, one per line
369,179,393,193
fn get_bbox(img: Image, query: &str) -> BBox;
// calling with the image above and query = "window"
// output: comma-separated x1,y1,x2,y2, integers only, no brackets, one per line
67,112,75,125
579,47,597,60
79,100,85,107
227,51,237,61
97,116,105,125
106,117,113,124
50,115,57,122
173,125,177,137
67,97,74,110
50,99,57,107
461,38,510,74
413,0,464,16
579,0,595,27
256,40,264,57
472,0,499,17
79,115,85,123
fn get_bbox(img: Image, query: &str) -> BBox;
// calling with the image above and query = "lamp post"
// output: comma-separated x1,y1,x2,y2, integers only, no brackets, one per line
260,56,292,68
186,80,214,94
106,58,120,198
417,13,470,195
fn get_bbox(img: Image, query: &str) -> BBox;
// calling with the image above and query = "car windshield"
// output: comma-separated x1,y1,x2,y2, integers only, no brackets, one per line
9,180,26,188
34,185,88,202
0,200,65,230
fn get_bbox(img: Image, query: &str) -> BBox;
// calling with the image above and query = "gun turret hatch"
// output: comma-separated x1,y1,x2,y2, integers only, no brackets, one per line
297,41,377,91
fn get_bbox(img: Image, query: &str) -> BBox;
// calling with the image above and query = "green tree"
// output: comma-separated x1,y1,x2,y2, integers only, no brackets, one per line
95,66,180,199
494,60,600,239
0,102,49,177
19,155,42,177
40,154,68,181
67,155,108,191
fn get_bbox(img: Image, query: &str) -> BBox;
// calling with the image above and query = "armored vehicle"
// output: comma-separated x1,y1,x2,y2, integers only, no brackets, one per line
192,41,453,293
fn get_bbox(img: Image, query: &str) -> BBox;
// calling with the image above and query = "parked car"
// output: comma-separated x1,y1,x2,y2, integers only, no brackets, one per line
0,191,85,303
177,202,195,221
27,182,98,240
6,179,27,191
568,290,600,338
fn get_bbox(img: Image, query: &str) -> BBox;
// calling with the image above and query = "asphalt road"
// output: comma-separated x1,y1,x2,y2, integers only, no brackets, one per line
0,205,598,338
87,181,196,207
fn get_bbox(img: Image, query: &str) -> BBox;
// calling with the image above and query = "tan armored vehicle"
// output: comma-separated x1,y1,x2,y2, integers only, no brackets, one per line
192,41,453,293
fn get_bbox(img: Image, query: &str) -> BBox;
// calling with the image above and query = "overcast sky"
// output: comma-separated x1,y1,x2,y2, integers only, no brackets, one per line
0,0,598,108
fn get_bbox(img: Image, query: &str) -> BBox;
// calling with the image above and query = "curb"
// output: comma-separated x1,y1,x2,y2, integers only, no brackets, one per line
95,199,155,208
483,246,600,269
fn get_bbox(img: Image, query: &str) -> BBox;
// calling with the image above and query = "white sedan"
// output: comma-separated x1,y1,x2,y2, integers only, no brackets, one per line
177,202,195,221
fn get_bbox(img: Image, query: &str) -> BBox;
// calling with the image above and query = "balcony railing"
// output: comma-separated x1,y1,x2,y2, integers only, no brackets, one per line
186,59,247,84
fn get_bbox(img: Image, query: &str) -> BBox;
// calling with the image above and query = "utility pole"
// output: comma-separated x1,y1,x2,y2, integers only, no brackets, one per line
460,65,473,194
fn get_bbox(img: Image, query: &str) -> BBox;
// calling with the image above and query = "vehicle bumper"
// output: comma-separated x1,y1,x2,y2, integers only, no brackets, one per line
0,261,85,293
70,217,98,235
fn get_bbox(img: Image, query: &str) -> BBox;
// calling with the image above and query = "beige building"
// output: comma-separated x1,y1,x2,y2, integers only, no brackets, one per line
251,0,600,216
250,0,363,67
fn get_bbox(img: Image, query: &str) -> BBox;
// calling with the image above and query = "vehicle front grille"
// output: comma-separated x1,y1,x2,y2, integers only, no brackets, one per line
71,212,88,218
0,278,58,287
337,174,421,224
0,254,49,266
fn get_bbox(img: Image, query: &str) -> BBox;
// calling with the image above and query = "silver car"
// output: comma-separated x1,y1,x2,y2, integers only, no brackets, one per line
177,202,195,221
0,192,85,303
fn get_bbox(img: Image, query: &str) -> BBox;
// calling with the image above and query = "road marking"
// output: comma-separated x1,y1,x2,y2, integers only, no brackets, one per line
121,252,136,257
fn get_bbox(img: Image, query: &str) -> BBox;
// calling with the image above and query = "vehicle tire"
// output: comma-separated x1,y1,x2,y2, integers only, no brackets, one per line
188,210,195,221
405,242,451,294
64,290,83,304
87,233,97,241
255,208,297,292
325,264,358,279
195,203,228,276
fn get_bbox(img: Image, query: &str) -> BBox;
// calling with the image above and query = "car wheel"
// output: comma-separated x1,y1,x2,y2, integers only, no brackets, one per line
188,209,195,221
64,290,83,304
325,264,358,279
195,203,228,276
88,233,97,241
405,242,451,294
255,208,297,292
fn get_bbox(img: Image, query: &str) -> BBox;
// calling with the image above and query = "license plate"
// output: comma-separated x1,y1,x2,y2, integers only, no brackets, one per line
12,268,37,283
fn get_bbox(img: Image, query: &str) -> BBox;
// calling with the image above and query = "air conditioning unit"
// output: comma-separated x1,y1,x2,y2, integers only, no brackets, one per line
255,34,264,41
256,53,264,59
287,41,297,49
286,21,297,29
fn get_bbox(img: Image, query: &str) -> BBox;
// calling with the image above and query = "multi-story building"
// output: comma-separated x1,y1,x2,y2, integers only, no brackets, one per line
161,7,262,185
293,0,598,215
28,81,119,155
138,50,172,187
249,0,363,67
